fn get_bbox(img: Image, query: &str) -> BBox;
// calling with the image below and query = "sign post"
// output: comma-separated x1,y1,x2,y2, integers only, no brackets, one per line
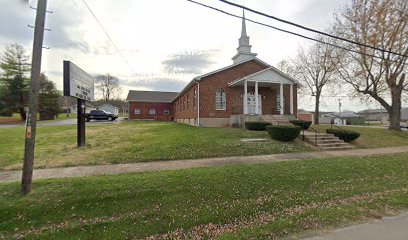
63,61,94,148
77,99,86,147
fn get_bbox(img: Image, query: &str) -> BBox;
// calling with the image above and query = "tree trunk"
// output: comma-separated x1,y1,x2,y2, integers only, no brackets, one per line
18,85,26,121
388,94,401,131
19,106,26,121
314,93,320,124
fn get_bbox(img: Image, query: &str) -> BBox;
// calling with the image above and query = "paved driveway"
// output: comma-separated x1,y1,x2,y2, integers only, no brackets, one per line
302,212,408,240
0,117,124,128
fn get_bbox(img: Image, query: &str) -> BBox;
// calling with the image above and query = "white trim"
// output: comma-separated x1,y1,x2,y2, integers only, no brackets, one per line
290,83,294,114
255,81,259,115
172,57,271,102
228,67,301,87
244,80,248,114
195,57,270,81
280,83,284,115
215,89,227,111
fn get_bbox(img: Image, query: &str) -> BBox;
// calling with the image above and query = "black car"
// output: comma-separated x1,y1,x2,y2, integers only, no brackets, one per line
85,110,118,122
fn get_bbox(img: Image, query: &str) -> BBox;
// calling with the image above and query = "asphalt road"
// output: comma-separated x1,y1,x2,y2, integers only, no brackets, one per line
0,117,123,128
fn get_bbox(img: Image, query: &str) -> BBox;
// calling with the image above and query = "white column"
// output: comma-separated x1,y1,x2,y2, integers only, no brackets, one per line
290,83,294,115
244,80,248,114
279,83,284,115
255,81,259,115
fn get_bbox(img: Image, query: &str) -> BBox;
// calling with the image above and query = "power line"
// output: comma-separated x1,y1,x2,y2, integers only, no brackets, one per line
218,0,408,58
79,0,138,75
186,0,407,65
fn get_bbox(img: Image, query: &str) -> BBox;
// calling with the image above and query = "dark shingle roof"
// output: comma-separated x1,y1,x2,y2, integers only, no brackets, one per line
126,90,179,103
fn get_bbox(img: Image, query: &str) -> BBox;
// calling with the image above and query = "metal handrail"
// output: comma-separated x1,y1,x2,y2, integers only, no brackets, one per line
287,111,320,147
264,114,282,125
307,126,319,146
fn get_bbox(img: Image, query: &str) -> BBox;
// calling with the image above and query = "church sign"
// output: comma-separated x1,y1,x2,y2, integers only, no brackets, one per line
63,61,94,102
63,60,94,148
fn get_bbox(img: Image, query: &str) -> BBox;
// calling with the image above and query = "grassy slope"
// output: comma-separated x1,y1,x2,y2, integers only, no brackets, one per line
0,121,310,170
312,125,408,148
0,154,407,239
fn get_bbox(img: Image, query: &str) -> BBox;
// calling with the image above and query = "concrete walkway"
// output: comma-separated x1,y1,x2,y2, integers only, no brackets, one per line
302,212,408,240
1,146,408,183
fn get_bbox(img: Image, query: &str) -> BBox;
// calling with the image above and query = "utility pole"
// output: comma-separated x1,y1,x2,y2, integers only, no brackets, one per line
22,0,48,195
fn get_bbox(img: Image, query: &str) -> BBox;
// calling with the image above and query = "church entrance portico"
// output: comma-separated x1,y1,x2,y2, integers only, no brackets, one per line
246,93,262,115
229,69,298,116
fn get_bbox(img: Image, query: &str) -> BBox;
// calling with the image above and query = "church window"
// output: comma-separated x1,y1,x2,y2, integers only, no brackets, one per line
216,89,226,110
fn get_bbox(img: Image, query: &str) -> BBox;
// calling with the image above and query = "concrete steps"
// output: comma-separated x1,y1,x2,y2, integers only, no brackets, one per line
260,115,295,125
302,132,354,151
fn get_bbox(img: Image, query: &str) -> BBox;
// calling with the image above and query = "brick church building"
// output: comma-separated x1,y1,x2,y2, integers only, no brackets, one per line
127,15,299,127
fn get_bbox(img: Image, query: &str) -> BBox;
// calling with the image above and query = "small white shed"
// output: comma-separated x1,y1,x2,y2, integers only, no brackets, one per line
97,104,119,115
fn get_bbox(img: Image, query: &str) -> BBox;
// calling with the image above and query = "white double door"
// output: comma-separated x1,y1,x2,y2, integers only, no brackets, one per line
246,93,262,115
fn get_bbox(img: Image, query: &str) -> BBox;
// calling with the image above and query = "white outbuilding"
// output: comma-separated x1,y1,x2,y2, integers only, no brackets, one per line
97,103,119,115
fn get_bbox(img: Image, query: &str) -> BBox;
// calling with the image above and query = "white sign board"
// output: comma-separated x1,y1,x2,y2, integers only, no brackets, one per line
63,61,94,102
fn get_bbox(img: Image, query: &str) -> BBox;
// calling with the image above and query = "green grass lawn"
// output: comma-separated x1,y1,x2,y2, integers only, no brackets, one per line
0,113,21,119
1,154,407,239
0,113,76,123
311,124,408,149
0,121,311,170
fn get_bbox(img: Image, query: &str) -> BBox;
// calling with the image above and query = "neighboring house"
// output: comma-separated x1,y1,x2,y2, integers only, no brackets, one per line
127,91,178,121
402,108,408,121
320,112,365,125
357,109,388,122
126,15,299,127
357,108,408,122
97,104,119,115
66,102,95,114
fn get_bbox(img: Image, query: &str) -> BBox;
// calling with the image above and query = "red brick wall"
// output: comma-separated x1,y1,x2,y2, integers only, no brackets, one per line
174,60,268,119
129,102,174,121
174,86,198,120
298,113,313,122
172,59,298,120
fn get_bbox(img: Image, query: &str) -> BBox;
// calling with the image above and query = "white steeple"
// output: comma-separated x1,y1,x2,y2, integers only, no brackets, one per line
232,10,257,64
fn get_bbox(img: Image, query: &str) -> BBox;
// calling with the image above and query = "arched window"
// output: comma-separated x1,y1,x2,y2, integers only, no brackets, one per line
216,89,226,110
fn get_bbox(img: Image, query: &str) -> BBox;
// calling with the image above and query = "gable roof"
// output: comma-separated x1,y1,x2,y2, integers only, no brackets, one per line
172,57,270,101
126,90,179,103
357,108,388,114
97,103,119,109
194,57,270,80
228,66,301,87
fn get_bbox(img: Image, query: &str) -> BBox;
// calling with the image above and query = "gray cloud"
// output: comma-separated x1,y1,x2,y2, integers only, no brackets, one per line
161,50,219,75
44,1,90,52
291,0,344,29
121,78,186,92
0,1,33,45
0,1,90,52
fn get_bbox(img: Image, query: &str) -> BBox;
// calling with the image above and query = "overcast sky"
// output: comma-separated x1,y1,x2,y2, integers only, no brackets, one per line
0,0,387,111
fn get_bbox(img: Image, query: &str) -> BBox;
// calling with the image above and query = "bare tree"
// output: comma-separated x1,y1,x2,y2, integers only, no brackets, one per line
293,39,338,124
276,59,295,77
333,0,408,130
95,73,121,101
